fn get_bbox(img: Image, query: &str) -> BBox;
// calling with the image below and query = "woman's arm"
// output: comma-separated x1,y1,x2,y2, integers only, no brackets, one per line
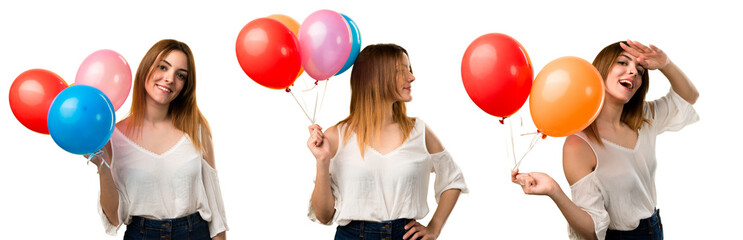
200,128,226,240
307,124,339,224
402,125,462,239
511,135,600,240
622,40,699,104
87,143,119,226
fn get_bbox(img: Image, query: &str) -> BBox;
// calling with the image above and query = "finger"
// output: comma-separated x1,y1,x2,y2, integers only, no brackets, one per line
634,40,652,52
511,170,519,181
649,44,662,53
405,220,416,230
410,231,423,240
620,42,641,56
403,227,418,239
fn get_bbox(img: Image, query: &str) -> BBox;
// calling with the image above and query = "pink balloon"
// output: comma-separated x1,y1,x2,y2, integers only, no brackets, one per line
75,49,132,111
299,9,352,81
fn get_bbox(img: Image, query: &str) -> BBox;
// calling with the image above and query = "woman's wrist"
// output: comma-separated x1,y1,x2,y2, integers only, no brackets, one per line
659,59,674,73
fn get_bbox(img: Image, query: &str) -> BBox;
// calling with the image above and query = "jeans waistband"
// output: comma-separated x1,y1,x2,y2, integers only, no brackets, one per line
345,218,413,230
130,212,204,230
638,209,661,227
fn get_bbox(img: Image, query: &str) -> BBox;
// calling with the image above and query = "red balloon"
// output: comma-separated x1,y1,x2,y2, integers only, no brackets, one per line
461,33,533,118
8,69,69,134
236,18,302,89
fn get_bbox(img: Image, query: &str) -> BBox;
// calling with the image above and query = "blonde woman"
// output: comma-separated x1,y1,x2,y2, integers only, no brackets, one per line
87,39,227,240
307,43,468,240
512,40,699,240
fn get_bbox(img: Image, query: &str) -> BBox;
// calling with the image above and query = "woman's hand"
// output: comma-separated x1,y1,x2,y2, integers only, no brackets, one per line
307,124,331,166
621,39,669,70
403,220,438,240
511,169,561,197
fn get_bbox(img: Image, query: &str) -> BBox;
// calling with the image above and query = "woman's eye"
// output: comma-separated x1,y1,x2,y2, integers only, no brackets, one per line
177,73,186,80
159,65,167,71
618,61,627,66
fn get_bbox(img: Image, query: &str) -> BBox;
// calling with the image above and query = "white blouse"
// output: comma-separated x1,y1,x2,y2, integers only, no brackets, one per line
98,128,228,238
568,89,699,239
308,118,468,226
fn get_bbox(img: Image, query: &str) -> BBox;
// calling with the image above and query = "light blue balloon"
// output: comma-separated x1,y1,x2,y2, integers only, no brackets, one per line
47,85,115,155
335,13,361,76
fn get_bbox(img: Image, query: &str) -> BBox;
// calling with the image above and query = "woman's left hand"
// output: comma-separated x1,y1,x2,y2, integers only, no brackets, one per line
403,220,437,240
621,39,670,70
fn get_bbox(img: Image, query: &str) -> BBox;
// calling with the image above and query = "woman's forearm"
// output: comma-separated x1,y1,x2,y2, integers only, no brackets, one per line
427,189,461,237
311,164,335,224
549,189,597,240
660,60,699,104
98,167,120,226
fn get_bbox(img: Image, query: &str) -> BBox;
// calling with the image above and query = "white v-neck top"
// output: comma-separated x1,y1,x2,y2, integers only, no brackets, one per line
308,118,468,226
97,128,228,238
568,89,699,239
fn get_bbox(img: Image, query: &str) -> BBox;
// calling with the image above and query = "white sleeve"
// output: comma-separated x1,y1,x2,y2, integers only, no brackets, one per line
431,150,468,203
97,188,126,235
647,88,700,134
568,173,610,240
202,160,229,237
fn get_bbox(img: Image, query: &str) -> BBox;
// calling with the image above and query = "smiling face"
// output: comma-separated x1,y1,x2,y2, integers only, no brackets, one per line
604,52,645,104
394,53,415,102
145,50,188,106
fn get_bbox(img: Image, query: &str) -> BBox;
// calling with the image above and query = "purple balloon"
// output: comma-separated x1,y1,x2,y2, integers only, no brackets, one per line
299,9,352,81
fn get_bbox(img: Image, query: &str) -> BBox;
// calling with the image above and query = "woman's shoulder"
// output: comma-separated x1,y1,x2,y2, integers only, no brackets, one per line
563,133,597,185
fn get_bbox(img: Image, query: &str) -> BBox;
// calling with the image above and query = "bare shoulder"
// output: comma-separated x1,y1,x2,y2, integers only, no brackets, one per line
115,117,130,133
424,124,444,154
324,125,340,159
201,124,216,169
562,134,597,185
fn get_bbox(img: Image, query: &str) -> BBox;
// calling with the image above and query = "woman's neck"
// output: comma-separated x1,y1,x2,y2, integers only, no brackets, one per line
595,99,624,129
382,102,395,125
144,99,171,126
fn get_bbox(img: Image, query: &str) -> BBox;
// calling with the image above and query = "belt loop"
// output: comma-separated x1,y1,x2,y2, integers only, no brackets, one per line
187,214,193,232
139,217,145,234
359,221,364,239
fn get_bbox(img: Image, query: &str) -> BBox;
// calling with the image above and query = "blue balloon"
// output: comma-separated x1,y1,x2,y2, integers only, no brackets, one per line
335,14,361,76
47,85,115,155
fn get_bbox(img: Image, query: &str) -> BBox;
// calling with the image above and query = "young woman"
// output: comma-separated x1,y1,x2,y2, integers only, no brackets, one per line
512,40,699,240
307,43,468,240
87,39,228,240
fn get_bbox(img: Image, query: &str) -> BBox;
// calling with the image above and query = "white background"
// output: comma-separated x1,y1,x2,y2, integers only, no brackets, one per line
1,0,740,239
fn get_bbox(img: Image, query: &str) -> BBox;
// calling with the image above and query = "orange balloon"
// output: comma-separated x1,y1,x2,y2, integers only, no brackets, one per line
268,14,304,79
530,56,604,137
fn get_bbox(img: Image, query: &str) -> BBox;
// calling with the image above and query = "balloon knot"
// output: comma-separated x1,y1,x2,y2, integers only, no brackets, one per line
541,133,547,139
498,117,505,124
314,80,319,85
285,88,291,93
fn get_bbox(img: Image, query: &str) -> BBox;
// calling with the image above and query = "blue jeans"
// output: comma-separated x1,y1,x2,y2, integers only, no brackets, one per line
124,212,211,240
335,218,413,240
606,209,663,240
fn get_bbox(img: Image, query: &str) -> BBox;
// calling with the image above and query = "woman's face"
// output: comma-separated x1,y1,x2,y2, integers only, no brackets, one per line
604,52,645,104
395,54,415,102
145,50,187,106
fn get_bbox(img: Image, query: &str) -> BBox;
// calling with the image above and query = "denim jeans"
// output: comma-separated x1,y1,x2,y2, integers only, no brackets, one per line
124,212,211,240
606,209,663,240
335,218,414,240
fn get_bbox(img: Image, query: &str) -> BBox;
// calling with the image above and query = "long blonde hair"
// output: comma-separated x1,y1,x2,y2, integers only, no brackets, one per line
126,39,211,152
337,44,415,156
585,41,650,146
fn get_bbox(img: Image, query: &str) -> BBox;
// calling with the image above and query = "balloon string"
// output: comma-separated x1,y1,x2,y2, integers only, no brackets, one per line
507,117,517,166
512,132,542,171
313,79,329,123
311,81,320,123
87,149,109,173
289,88,315,124
520,131,540,136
